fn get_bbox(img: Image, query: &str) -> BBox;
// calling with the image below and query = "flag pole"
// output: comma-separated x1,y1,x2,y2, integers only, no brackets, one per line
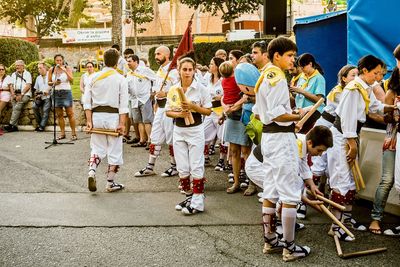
159,13,194,92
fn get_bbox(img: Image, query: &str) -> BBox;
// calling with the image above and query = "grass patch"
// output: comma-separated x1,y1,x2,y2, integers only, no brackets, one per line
71,72,83,100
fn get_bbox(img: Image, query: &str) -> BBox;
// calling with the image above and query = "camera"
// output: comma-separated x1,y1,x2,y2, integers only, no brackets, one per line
14,89,21,95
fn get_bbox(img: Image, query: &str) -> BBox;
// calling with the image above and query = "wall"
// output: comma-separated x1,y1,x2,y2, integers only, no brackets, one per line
0,100,86,127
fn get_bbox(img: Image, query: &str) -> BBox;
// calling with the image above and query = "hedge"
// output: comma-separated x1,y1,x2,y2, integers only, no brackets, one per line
0,38,39,68
148,38,271,70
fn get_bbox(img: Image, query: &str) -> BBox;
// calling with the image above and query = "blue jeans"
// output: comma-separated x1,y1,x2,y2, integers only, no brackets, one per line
371,150,395,221
33,98,51,128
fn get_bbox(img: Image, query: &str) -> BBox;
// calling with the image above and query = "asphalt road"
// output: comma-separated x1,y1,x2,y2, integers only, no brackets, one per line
0,131,399,266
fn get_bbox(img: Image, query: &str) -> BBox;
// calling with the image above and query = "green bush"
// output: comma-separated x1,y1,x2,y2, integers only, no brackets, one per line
148,39,270,70
0,38,39,68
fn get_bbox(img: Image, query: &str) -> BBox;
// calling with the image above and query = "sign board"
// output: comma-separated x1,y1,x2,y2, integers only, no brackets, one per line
62,28,111,44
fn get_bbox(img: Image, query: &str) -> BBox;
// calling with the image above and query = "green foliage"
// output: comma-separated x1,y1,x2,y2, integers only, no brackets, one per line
148,39,269,70
0,38,39,68
6,58,54,83
180,0,263,23
128,0,154,33
0,0,69,39
71,72,83,100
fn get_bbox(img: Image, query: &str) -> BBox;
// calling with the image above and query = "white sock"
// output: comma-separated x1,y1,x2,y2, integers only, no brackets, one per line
282,207,297,244
262,207,276,241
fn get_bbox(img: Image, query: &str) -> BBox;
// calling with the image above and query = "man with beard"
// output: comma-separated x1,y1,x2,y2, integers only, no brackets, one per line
135,46,179,177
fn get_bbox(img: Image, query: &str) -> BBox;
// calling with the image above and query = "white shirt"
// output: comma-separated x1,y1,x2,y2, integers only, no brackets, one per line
253,65,293,126
207,77,223,99
83,67,129,114
152,62,179,97
127,66,156,107
52,70,71,90
166,79,212,111
0,75,12,90
34,73,50,99
335,76,384,138
117,57,128,75
297,134,312,180
11,70,32,96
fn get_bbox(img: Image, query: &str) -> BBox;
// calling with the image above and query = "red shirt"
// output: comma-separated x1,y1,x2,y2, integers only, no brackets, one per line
222,76,241,105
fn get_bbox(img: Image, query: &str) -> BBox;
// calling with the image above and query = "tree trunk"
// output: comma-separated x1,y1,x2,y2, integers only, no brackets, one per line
152,0,163,35
134,21,138,54
111,0,122,47
229,19,235,31
170,0,178,35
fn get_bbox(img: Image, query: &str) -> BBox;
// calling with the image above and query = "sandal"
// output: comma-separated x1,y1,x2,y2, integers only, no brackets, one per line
368,221,382,235
226,184,240,194
131,142,147,147
56,135,66,140
71,135,78,141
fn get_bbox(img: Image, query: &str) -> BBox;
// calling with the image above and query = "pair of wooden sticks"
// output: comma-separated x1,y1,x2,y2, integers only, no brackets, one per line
177,87,195,126
351,159,365,191
85,128,120,137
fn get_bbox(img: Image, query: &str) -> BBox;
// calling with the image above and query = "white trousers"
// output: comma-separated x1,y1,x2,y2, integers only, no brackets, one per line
245,148,265,189
150,107,174,145
261,132,302,204
394,133,400,192
327,127,356,195
204,112,224,144
173,124,205,179
90,113,123,165
311,117,334,177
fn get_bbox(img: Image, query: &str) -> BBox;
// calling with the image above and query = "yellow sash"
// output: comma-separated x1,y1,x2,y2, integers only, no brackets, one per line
326,85,343,102
212,106,223,116
346,80,370,114
291,73,301,86
383,79,389,92
296,136,307,158
299,69,320,90
91,69,118,86
128,70,147,80
254,65,285,93
157,68,172,82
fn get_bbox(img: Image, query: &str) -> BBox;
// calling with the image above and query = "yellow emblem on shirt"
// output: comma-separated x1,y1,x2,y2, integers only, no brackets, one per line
254,65,285,93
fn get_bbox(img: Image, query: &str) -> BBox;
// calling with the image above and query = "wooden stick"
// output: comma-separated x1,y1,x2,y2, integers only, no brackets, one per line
176,87,194,125
296,97,325,132
354,160,365,189
306,190,346,211
91,128,116,133
351,166,361,191
341,247,387,259
319,204,355,238
333,235,343,257
85,129,120,137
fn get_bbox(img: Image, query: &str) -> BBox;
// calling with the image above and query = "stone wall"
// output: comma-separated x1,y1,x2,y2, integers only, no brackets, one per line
0,100,86,127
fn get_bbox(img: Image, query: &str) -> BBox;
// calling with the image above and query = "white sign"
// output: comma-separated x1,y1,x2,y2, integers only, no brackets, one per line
62,28,112,44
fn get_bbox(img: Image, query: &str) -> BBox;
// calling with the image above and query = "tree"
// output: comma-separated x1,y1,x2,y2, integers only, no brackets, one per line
128,0,154,53
0,0,70,41
111,0,122,47
180,0,263,31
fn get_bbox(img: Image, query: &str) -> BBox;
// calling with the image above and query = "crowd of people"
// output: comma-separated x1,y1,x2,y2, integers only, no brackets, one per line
1,37,400,262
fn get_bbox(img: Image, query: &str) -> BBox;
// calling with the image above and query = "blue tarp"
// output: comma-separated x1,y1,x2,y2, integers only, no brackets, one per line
294,11,347,92
347,0,400,72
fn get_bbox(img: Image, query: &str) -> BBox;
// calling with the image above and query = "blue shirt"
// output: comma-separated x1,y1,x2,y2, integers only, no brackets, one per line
295,72,326,113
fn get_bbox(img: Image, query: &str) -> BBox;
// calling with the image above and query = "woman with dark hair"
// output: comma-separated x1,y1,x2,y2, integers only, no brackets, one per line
370,44,400,236
0,63,12,121
204,57,226,169
166,57,212,215
80,61,96,104
228,50,244,69
291,53,326,133
48,54,77,140
327,55,395,241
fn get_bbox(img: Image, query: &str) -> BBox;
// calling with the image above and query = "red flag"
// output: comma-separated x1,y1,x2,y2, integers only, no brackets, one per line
168,15,194,71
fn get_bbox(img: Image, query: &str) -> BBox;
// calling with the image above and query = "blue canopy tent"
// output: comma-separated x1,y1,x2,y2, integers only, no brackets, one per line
347,0,400,73
294,11,347,92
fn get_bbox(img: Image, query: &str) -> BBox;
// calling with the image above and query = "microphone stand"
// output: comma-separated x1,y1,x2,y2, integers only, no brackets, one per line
45,66,74,149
